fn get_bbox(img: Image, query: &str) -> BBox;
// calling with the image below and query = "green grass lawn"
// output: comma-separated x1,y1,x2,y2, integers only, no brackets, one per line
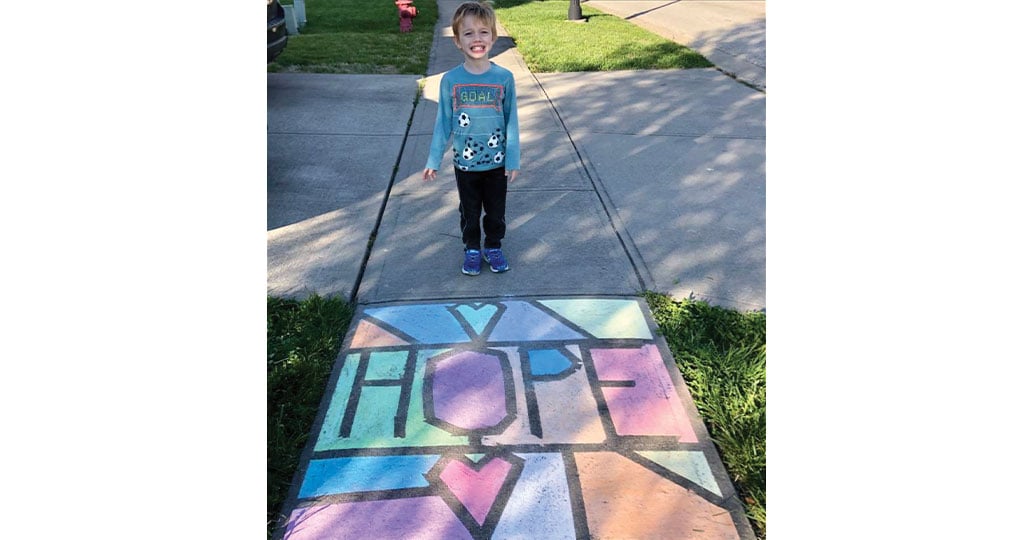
268,0,710,74
493,0,712,72
645,292,767,538
268,0,438,73
267,295,353,537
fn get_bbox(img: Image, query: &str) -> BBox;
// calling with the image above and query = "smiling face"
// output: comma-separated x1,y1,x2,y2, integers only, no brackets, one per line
454,14,496,62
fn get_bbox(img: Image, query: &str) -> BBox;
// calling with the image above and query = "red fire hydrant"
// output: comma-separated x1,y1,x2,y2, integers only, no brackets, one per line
396,0,417,32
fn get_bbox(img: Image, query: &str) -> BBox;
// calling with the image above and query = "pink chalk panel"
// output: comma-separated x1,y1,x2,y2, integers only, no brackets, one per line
284,497,473,540
592,344,698,443
439,456,514,525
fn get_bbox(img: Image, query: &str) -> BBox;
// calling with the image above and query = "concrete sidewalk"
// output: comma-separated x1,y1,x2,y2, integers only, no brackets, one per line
357,1,643,303
267,0,765,311
270,0,765,537
267,73,420,300
356,0,765,310
587,0,767,90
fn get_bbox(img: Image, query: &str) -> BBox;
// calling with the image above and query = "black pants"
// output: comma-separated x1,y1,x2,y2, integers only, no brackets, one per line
455,166,507,251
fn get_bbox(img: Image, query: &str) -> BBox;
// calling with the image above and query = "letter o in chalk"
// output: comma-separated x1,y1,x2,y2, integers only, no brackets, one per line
424,348,516,435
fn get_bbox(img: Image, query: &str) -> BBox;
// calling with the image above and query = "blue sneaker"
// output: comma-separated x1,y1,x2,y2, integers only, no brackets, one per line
483,248,510,273
462,249,482,276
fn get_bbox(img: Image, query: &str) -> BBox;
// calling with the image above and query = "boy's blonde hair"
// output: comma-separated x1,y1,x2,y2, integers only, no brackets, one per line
451,1,497,38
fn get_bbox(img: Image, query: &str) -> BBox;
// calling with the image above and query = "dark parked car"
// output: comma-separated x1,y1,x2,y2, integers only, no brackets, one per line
268,0,288,62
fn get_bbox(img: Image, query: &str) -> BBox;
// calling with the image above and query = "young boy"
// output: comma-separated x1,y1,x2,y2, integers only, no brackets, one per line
423,1,520,276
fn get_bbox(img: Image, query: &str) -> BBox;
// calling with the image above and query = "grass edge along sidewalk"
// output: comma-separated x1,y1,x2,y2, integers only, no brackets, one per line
267,0,711,74
267,295,354,538
266,293,767,539
267,0,438,74
493,0,712,72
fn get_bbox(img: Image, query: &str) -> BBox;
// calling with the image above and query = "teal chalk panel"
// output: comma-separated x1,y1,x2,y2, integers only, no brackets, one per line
351,385,403,441
636,450,722,497
452,303,499,336
540,299,652,339
366,350,408,381
315,354,360,451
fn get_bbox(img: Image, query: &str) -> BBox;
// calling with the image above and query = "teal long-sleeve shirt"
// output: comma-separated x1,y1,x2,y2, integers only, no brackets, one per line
425,62,520,173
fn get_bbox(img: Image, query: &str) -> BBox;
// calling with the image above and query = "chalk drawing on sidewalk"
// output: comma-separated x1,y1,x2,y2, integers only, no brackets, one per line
281,298,750,540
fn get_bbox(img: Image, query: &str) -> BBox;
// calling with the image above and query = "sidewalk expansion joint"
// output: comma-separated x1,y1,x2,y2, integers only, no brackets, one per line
348,86,421,304
527,71,653,292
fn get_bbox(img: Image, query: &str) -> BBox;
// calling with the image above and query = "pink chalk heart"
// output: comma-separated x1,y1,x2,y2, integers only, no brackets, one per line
438,457,513,525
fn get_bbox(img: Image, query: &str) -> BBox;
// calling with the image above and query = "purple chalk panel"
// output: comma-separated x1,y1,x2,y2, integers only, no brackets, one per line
284,497,473,540
429,349,512,432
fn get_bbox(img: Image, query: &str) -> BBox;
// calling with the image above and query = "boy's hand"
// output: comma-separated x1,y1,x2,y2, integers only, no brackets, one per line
507,169,519,183
423,168,437,181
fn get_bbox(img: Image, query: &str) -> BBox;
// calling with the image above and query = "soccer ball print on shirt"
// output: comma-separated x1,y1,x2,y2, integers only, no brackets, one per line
451,83,508,170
